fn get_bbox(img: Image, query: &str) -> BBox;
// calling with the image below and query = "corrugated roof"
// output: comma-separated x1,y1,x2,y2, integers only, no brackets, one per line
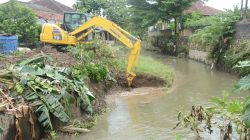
184,1,222,16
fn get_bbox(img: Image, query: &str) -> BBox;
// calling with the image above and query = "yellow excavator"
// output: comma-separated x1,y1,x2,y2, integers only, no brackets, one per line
40,12,141,86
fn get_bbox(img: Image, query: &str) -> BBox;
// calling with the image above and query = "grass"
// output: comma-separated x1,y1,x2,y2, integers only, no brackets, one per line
137,55,174,87
11,51,25,57
117,53,174,87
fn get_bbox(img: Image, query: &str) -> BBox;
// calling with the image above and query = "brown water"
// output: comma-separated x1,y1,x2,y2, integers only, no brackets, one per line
65,57,239,140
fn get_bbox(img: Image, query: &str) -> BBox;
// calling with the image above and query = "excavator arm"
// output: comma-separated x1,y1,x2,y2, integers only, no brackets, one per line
71,16,141,86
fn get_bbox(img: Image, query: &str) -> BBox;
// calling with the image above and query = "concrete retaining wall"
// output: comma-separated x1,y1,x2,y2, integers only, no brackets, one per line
235,20,250,40
188,50,212,64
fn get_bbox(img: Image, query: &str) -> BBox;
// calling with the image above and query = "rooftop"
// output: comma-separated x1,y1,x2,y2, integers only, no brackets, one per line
29,0,74,14
21,0,75,22
184,1,222,16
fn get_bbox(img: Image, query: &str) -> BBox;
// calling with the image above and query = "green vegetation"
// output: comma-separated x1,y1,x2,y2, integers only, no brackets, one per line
0,0,40,46
73,0,109,15
74,0,197,37
187,10,240,54
74,0,129,29
137,55,174,86
220,40,250,76
71,119,95,130
117,53,174,87
0,54,95,131
73,63,109,82
68,40,117,83
182,9,250,76
128,0,197,36
175,61,250,139
11,51,25,57
49,131,58,140
0,125,3,134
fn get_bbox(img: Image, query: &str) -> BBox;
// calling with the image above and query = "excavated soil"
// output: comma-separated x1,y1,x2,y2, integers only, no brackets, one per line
0,46,77,69
112,70,166,88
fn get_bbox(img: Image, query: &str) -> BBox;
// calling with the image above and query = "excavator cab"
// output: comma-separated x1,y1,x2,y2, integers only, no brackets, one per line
62,12,93,41
62,12,88,32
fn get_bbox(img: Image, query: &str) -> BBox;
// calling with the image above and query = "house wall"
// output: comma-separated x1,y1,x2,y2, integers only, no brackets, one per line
37,18,62,24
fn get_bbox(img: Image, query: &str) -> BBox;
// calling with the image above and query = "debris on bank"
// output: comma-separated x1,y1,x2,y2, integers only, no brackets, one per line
0,54,96,139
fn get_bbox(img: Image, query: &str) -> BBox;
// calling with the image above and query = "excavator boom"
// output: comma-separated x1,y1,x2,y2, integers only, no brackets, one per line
40,16,141,86
71,16,141,86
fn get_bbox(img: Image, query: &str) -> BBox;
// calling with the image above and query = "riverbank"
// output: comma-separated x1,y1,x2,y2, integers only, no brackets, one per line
60,56,238,140
0,43,174,140
186,40,250,77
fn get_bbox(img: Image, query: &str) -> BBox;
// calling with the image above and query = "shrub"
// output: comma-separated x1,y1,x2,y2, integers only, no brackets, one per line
187,10,240,57
221,40,250,76
0,0,39,46
69,40,114,82
85,63,108,82
73,63,109,82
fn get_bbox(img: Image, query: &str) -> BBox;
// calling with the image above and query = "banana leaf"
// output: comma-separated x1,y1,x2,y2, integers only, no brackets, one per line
0,53,95,130
15,54,52,66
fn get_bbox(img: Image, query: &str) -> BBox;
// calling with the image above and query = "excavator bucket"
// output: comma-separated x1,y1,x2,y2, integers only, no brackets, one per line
126,40,141,86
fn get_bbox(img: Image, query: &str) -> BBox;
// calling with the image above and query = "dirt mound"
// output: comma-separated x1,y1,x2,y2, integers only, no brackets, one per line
111,71,166,88
30,46,77,67
133,73,166,87
0,46,77,70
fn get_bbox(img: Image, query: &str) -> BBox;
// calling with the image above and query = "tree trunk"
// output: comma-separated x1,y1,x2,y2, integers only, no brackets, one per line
241,0,244,19
174,17,179,35
244,0,248,19
174,17,180,53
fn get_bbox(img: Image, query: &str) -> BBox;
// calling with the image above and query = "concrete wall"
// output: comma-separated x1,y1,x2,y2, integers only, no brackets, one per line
188,50,212,64
234,21,250,40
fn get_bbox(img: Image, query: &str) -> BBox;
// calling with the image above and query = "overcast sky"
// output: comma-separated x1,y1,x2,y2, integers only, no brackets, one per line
0,0,247,10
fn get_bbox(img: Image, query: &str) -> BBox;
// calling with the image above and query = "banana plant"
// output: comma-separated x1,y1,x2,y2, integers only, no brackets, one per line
0,54,95,130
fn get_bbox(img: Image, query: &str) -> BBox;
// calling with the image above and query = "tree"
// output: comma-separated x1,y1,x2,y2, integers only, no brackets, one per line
73,0,109,15
73,0,130,29
128,0,197,36
104,0,130,28
0,0,39,46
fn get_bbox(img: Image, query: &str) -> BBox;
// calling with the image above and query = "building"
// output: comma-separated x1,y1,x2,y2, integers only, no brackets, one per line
21,0,75,24
184,1,222,16
148,1,222,37
181,1,222,36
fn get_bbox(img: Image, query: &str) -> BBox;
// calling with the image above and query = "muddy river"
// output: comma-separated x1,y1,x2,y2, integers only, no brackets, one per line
65,57,239,140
